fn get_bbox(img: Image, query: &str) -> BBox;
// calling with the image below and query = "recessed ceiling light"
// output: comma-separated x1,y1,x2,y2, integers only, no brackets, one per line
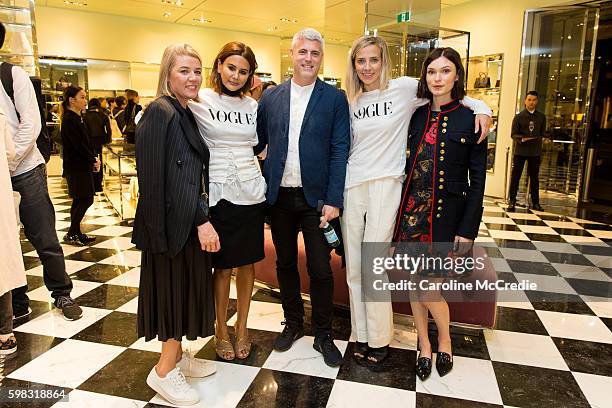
64,0,87,5
163,11,171,18
267,26,279,31
161,0,182,5
193,16,211,24
280,18,297,23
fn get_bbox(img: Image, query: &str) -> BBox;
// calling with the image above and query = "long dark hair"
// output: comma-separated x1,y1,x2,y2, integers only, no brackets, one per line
417,47,466,101
210,41,258,97
60,86,84,120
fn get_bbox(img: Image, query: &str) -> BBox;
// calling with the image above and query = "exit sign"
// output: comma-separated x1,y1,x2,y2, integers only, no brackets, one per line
397,11,411,22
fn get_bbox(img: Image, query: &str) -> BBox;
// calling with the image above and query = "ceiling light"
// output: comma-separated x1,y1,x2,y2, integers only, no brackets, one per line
280,18,297,23
193,15,211,24
64,1,87,5
161,0,182,5
267,26,279,31
163,11,171,18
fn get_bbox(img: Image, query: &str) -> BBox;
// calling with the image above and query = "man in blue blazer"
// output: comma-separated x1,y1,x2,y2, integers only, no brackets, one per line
255,28,350,367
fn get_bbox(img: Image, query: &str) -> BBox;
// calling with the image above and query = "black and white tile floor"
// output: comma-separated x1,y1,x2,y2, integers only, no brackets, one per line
1,176,611,407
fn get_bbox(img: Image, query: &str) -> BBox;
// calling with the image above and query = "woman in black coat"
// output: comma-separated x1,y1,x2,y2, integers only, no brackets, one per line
132,43,220,407
60,86,100,246
83,98,111,192
393,48,487,381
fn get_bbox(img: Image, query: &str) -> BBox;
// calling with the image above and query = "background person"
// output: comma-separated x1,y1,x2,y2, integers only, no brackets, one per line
123,89,142,143
83,97,111,193
342,36,491,367
255,28,350,368
190,41,266,361
393,47,487,381
0,22,82,322
507,91,546,211
132,43,217,406
60,86,99,246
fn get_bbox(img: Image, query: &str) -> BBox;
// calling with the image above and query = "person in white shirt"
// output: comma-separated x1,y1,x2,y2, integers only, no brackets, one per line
0,23,82,322
341,35,492,366
190,42,266,361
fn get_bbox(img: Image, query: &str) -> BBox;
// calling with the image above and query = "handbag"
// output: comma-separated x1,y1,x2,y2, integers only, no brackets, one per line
474,72,491,88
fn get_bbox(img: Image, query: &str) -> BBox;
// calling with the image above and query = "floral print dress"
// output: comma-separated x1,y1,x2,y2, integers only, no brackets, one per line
396,112,439,243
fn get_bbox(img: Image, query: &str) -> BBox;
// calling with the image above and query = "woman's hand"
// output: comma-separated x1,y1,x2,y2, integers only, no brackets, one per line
197,222,220,253
475,114,492,143
453,235,473,256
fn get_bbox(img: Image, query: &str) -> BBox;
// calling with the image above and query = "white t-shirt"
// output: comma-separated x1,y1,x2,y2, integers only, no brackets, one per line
346,76,491,189
189,88,266,207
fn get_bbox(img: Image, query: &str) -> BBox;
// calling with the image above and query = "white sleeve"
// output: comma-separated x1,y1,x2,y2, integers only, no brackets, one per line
8,66,41,170
461,95,492,116
395,76,429,109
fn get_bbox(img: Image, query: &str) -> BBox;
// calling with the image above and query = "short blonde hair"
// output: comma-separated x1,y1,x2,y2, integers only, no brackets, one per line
156,43,202,101
346,36,391,103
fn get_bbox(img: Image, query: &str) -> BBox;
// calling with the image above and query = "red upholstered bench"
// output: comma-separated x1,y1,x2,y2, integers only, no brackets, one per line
254,228,498,329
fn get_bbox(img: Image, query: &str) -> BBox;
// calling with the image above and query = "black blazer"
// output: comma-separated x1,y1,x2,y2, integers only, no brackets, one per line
132,96,210,257
394,100,486,242
83,107,111,149
60,109,96,175
254,79,350,208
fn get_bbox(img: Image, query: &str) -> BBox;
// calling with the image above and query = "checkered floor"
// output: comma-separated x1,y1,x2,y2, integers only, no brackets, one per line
1,176,611,408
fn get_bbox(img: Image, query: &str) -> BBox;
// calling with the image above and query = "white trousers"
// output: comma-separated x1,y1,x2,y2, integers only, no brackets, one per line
341,177,402,347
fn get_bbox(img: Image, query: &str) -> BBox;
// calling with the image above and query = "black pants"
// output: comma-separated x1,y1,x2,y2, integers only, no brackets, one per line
11,165,73,312
69,196,94,235
508,155,541,205
269,187,334,337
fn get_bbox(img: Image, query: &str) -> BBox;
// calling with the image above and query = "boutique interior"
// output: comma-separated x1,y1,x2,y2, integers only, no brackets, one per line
1,0,612,407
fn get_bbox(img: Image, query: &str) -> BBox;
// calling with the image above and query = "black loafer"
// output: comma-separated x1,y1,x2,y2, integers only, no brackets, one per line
313,334,343,367
531,204,544,211
506,202,516,212
416,355,432,381
273,323,304,352
436,352,453,377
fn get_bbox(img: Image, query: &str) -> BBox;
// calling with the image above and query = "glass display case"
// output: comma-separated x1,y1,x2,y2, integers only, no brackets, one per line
465,54,503,172
102,143,137,220
0,0,38,76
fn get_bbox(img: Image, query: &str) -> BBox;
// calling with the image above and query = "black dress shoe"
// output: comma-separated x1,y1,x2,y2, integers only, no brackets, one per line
313,334,343,367
366,345,389,367
273,323,304,352
506,201,516,212
436,352,453,377
78,233,96,244
416,355,432,381
531,203,544,211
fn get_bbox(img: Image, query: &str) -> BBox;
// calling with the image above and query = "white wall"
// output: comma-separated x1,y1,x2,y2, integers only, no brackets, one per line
35,6,282,88
324,43,351,90
440,0,568,198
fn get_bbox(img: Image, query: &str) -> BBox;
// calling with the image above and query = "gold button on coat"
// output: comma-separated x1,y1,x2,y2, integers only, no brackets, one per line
442,122,448,127
442,129,447,134
440,149,445,154
440,142,445,147
444,116,449,121
439,178,444,182
440,157,445,161
438,185,443,190
438,199,443,204
439,170,445,175
437,206,442,211
436,214,441,218
461,137,466,143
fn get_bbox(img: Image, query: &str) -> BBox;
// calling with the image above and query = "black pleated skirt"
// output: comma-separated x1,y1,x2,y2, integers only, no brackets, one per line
209,199,266,269
137,233,215,342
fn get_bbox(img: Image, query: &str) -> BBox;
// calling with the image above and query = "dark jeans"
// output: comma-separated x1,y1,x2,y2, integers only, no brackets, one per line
508,155,541,205
269,187,334,337
69,196,94,235
0,291,13,335
11,164,72,309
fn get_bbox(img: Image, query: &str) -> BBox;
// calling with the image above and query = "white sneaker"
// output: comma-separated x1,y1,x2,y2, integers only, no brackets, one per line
177,352,217,377
146,366,199,406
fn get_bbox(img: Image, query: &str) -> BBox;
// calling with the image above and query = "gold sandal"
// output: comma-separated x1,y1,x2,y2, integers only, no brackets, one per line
214,335,235,361
234,325,252,359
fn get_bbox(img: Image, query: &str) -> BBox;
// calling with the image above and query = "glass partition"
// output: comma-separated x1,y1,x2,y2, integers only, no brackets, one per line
518,5,599,205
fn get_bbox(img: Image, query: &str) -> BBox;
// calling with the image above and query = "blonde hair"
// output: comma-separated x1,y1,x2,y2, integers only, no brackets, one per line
156,43,202,101
346,36,391,103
